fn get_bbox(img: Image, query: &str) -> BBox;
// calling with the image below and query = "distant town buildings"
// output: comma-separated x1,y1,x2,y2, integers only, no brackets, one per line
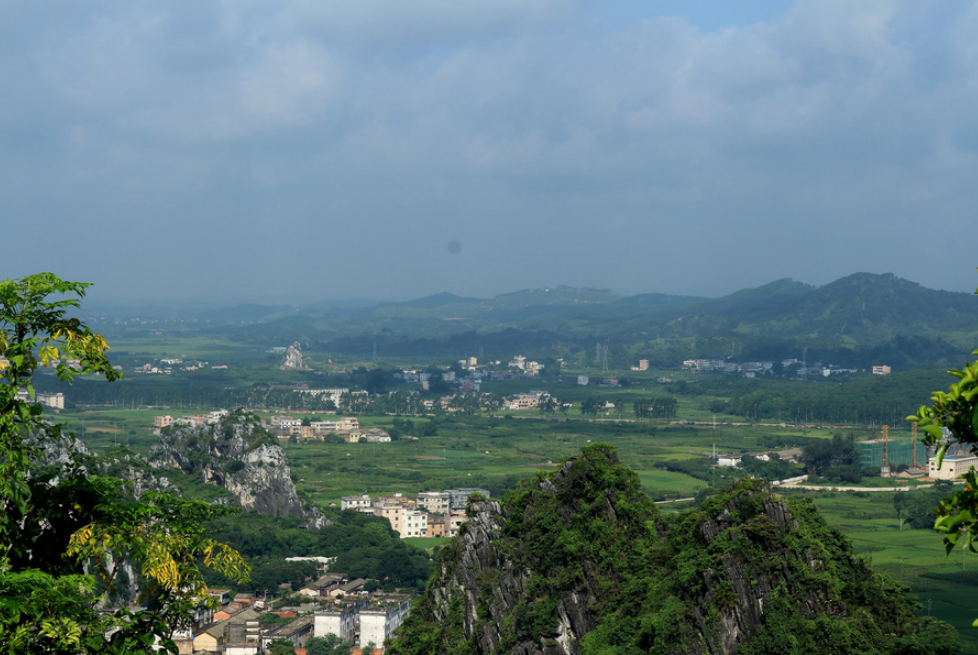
682,358,861,378
339,488,489,539
152,410,229,434
872,365,892,375
15,389,64,410
184,579,413,653
503,390,549,411
507,355,544,375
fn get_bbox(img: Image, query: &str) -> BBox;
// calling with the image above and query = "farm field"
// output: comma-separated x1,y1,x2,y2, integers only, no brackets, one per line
46,328,970,647
798,490,978,654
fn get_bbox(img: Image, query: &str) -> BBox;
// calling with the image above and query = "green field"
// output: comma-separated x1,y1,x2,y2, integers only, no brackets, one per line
49,328,974,649
794,490,978,653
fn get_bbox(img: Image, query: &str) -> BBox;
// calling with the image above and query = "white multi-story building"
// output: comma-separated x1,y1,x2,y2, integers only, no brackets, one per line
314,600,367,644
929,452,978,480
416,491,451,515
359,599,412,649
401,510,428,538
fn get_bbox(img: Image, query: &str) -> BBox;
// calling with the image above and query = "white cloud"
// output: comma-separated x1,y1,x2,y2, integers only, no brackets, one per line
4,0,978,300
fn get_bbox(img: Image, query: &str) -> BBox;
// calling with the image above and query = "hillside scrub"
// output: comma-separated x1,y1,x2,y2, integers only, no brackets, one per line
388,445,958,655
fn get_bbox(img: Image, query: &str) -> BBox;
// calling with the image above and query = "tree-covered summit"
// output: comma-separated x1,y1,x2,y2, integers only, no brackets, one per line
389,445,958,655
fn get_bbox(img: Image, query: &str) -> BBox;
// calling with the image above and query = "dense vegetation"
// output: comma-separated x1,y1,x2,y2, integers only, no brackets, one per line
1,274,250,653
389,445,959,655
200,510,431,594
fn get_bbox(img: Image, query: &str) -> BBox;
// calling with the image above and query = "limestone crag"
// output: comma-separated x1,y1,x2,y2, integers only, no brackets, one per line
389,445,957,655
150,410,322,522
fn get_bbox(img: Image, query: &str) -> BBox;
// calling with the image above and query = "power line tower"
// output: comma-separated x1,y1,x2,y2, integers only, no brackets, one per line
601,346,609,372
881,424,890,477
912,421,918,468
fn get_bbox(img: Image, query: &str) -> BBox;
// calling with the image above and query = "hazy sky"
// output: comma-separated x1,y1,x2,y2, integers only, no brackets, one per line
3,1,978,305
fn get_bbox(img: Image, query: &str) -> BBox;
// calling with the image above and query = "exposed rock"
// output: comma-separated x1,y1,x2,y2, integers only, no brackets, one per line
150,410,325,524
388,444,958,655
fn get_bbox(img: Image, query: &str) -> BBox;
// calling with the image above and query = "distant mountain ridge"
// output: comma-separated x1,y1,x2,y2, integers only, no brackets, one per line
95,273,978,368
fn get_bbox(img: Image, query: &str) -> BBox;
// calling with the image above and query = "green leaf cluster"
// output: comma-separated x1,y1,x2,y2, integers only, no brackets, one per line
0,274,250,654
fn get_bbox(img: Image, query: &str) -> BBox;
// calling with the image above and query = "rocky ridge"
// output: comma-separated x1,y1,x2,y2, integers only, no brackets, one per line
388,444,958,655
150,410,325,524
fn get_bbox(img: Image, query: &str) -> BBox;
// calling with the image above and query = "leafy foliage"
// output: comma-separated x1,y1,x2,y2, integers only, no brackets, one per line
305,634,354,655
909,272,978,621
799,433,858,477
0,273,250,654
201,510,431,593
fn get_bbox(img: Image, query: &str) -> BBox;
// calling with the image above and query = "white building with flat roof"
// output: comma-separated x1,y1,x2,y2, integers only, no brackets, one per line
929,452,978,480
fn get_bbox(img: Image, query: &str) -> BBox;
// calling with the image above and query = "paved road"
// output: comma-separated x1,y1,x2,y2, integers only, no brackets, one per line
775,481,936,492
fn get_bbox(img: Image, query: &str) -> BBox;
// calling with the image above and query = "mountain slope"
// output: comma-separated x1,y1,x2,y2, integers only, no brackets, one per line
388,445,958,655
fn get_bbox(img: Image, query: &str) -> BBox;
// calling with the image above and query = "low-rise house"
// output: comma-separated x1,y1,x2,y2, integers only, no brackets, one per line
341,494,373,511
427,513,447,538
401,510,428,538
449,510,467,537
416,491,450,514
262,616,314,652
193,621,228,654
328,578,368,599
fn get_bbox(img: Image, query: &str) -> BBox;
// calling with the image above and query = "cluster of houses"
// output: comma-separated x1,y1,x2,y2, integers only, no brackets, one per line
153,410,231,433
682,358,867,378
151,411,394,444
14,388,65,410
269,415,393,443
176,578,411,655
134,359,225,375
341,488,490,539
393,354,550,394
502,390,551,411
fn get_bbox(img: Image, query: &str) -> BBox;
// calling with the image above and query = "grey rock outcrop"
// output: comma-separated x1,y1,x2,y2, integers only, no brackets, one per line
150,410,323,522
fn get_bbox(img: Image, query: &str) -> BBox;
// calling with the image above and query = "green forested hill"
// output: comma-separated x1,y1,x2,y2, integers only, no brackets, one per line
200,272,978,368
388,445,959,655
92,272,978,368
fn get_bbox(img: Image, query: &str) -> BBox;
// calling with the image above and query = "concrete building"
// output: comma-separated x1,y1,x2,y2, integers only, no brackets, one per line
261,616,313,652
314,599,368,643
929,451,978,480
401,510,428,538
341,494,373,511
359,599,412,649
416,491,450,515
445,488,490,511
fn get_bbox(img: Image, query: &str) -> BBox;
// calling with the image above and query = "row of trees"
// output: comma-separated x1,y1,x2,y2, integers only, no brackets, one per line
633,397,678,419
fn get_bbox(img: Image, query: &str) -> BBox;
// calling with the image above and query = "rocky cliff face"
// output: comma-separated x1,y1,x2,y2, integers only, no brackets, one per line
388,444,958,655
150,410,323,523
